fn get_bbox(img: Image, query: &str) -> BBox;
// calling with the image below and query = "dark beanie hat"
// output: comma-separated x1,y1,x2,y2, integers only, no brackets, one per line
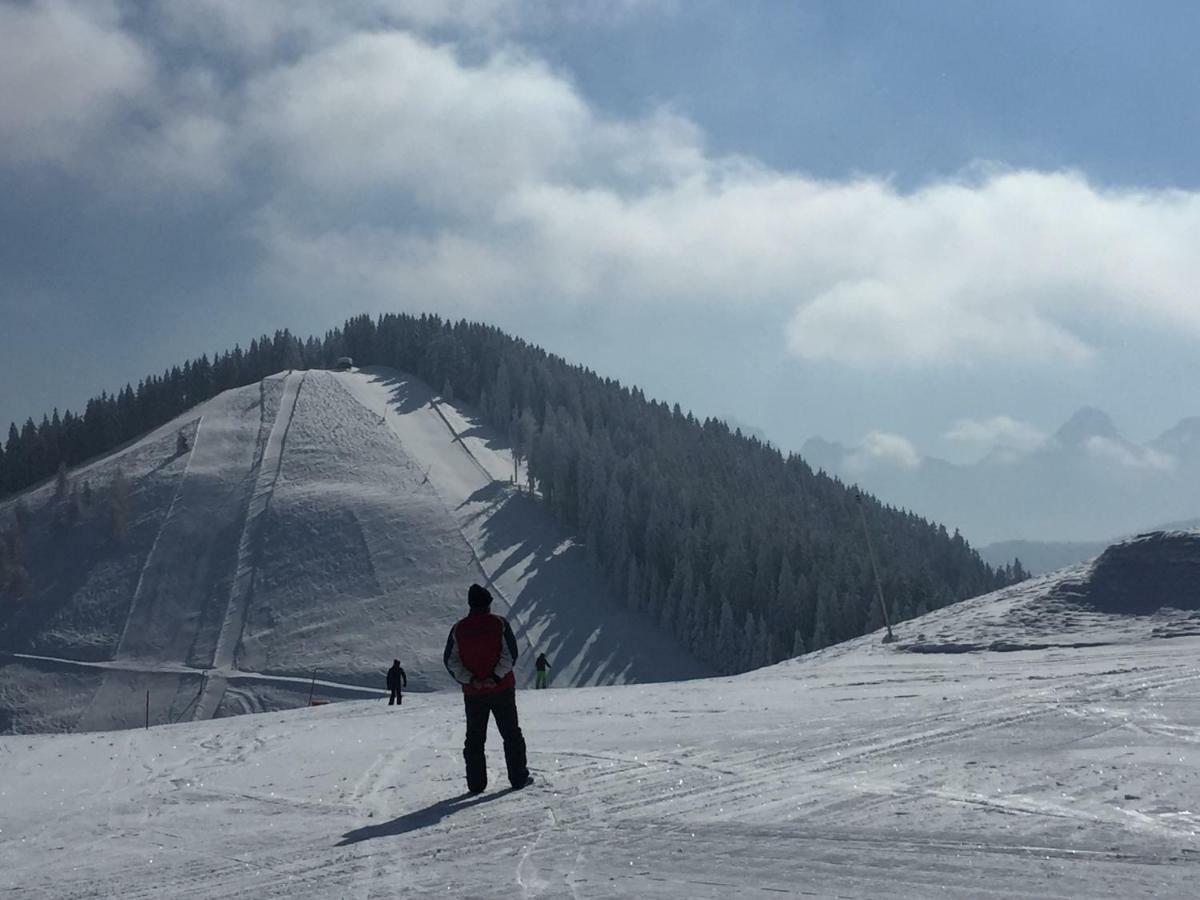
468,583,493,609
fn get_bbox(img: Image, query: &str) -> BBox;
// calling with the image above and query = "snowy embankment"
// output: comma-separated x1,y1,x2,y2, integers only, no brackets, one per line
1,368,707,733
4,621,1200,898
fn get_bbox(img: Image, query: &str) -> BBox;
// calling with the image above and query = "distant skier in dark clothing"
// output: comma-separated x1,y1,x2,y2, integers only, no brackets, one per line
535,652,551,689
443,584,531,794
386,659,407,706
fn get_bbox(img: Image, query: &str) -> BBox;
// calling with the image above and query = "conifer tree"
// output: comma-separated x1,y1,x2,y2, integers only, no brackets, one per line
66,483,82,527
13,499,30,535
620,555,637,610
108,470,130,544
717,599,737,672
1,522,30,598
6,561,31,598
1011,558,1029,582
791,628,807,658
811,581,837,651
511,408,537,489
771,556,798,635
689,582,710,655
742,612,758,670
0,527,9,589
4,423,19,489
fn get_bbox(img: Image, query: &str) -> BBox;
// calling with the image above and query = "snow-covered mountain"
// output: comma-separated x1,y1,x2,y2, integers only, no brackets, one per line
804,407,1200,545
1152,416,1200,458
0,368,708,733
5,529,1200,897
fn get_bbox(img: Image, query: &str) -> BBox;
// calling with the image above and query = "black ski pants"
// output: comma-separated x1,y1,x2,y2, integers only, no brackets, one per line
389,688,402,705
463,688,528,793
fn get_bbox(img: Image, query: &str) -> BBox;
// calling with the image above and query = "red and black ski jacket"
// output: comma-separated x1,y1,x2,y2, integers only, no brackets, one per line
443,610,519,696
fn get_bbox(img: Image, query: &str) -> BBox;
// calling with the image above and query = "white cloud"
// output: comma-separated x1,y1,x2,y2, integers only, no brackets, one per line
8,7,1200,375
845,431,922,472
1085,436,1176,472
0,0,153,165
244,33,590,211
241,27,1200,369
945,416,1047,453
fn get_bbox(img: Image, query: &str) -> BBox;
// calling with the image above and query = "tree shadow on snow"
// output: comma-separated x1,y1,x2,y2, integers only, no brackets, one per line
356,367,706,685
359,368,434,416
360,367,514,454
469,489,707,686
335,790,515,845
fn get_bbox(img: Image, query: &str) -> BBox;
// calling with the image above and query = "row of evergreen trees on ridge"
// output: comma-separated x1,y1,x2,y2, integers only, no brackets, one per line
1,313,1026,672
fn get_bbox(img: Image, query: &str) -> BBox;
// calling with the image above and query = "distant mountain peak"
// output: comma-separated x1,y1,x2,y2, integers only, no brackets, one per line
1153,416,1200,454
1053,407,1120,448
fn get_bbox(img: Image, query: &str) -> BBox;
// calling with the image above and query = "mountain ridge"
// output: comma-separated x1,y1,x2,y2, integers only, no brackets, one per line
804,406,1200,545
3,314,1015,703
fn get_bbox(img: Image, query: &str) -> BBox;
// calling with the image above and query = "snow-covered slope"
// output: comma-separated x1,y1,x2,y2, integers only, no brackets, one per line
875,528,1200,655
0,368,708,733
5,539,1200,897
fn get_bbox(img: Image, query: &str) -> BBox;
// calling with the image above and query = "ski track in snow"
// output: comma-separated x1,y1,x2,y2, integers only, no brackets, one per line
196,371,306,720
111,415,203,658
6,637,1200,898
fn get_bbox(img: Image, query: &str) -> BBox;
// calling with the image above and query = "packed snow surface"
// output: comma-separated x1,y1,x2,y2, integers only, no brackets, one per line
6,594,1200,898
6,379,1200,896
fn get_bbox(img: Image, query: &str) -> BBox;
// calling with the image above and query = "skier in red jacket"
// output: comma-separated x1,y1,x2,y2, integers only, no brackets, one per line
443,583,532,794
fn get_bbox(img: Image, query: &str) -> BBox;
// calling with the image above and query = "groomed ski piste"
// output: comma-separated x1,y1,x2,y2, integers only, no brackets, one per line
5,554,1200,898
0,367,708,733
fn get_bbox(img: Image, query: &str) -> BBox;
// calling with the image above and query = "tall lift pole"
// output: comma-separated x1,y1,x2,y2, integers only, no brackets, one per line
857,491,897,644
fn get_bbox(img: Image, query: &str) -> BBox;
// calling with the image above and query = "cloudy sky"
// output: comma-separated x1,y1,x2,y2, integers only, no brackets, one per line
2,0,1198,464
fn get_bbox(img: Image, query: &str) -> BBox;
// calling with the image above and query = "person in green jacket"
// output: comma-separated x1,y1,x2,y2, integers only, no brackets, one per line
534,652,551,689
